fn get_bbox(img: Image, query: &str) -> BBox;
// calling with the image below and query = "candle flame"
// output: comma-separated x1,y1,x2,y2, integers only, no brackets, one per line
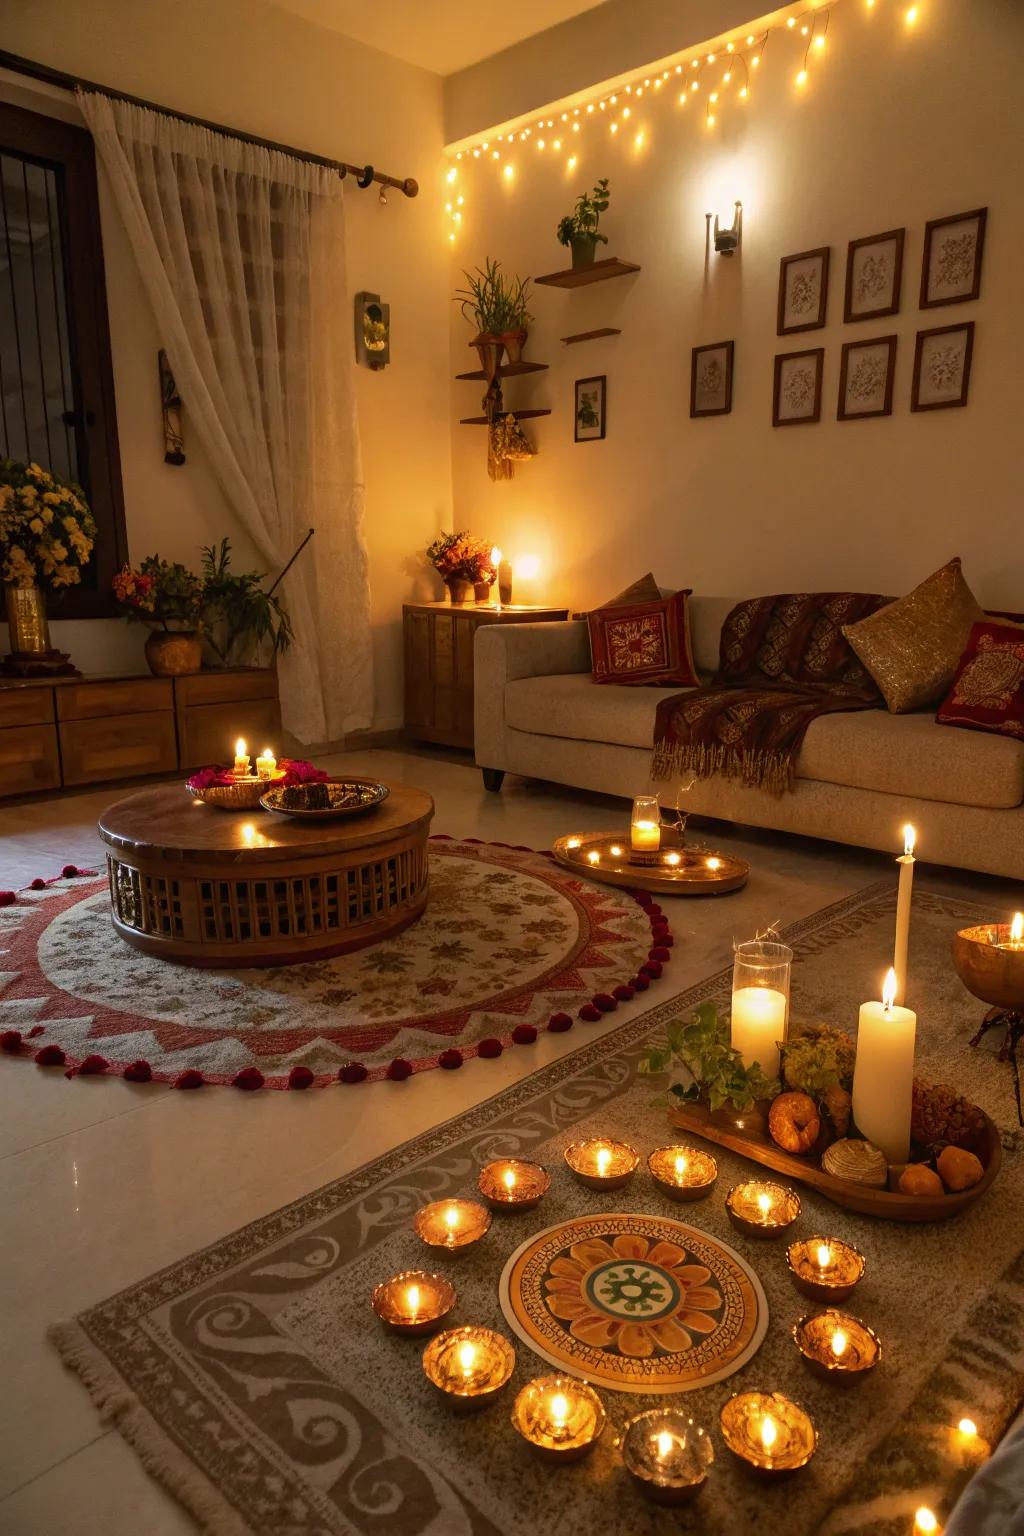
674,1153,688,1178
831,1328,849,1358
655,1429,674,1459
882,967,898,1013
816,1243,832,1270
566,837,581,850
458,1341,477,1373
958,1417,977,1438
914,1510,938,1536
903,823,916,857
587,850,601,865
664,851,681,866
406,1284,420,1313
760,1415,777,1451
706,856,722,871
261,746,273,757
444,1204,460,1229
757,1191,773,1216
490,546,502,566
1012,913,1023,944
235,737,247,758
596,1146,611,1176
610,845,623,857
502,1167,517,1190
549,1392,569,1427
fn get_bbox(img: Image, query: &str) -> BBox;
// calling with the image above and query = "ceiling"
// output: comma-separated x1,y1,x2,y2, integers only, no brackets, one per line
268,0,611,76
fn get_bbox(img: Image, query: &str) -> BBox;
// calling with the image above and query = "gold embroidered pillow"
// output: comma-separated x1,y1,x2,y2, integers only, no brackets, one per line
588,590,698,686
842,557,984,713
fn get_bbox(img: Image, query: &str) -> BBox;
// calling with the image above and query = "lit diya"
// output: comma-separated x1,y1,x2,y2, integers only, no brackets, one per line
787,1236,866,1303
647,1144,718,1202
510,1375,606,1461
725,1179,801,1238
413,1198,491,1252
422,1325,516,1410
720,1391,817,1476
370,1270,456,1336
563,1138,639,1190
621,1408,714,1505
478,1158,551,1212
793,1309,881,1383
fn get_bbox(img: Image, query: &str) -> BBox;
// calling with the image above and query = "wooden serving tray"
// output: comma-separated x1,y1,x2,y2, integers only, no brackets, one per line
668,1101,1001,1222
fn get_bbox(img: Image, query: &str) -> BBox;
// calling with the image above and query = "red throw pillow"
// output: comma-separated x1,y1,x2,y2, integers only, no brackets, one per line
588,590,698,686
937,621,1024,739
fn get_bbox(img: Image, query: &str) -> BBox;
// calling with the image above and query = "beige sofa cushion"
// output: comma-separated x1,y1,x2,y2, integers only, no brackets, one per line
504,673,1024,810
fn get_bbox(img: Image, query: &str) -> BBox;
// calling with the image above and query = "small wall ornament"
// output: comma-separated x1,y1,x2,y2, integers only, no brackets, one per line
158,350,185,466
354,292,391,369
777,247,829,335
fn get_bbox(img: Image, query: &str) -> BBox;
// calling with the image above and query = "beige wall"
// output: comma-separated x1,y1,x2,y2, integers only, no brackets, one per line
448,0,1023,615
2,0,453,730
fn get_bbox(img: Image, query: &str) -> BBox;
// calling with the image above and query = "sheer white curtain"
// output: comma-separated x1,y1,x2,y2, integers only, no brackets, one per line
78,91,373,743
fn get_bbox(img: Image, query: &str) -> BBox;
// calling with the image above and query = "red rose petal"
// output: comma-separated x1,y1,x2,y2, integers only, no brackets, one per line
578,1003,601,1022
641,960,663,980
593,993,618,1013
124,1060,152,1082
650,946,671,962
548,1013,573,1033
439,1049,463,1070
61,864,81,878
288,1066,314,1089
478,1038,503,1059
631,975,650,992
511,1024,538,1045
339,1062,368,1084
613,984,635,1002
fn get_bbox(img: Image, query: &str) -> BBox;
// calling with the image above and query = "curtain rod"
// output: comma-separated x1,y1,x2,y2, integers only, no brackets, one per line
0,49,419,197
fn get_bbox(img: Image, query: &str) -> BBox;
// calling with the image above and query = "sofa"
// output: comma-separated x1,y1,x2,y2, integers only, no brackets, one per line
474,597,1024,880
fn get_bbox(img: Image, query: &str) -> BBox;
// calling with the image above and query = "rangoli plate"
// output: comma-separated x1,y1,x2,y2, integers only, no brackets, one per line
498,1212,768,1394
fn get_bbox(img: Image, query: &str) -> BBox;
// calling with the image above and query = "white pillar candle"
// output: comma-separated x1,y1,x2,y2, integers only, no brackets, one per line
731,987,787,1076
892,824,916,1006
852,967,916,1165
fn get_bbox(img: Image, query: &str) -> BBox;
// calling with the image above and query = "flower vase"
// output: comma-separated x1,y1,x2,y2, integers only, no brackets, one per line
473,580,494,603
2,584,77,677
445,578,473,606
144,630,203,677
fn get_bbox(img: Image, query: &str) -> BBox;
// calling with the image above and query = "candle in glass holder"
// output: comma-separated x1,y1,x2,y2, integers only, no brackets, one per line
621,1408,714,1505
510,1375,606,1461
478,1158,551,1212
422,1325,515,1411
793,1309,881,1383
786,1236,866,1303
255,747,277,780
232,737,251,777
564,1138,639,1190
726,1180,801,1238
413,1198,491,1252
648,1145,718,1202
370,1270,456,1336
630,795,661,861
720,1391,817,1475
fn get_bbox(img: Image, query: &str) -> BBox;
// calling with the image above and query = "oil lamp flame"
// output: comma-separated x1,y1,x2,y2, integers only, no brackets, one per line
760,1415,777,1452
1011,913,1023,945
816,1243,832,1270
831,1328,849,1358
655,1429,674,1459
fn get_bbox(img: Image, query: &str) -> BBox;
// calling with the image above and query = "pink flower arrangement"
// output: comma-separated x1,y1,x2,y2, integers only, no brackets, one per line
186,758,328,792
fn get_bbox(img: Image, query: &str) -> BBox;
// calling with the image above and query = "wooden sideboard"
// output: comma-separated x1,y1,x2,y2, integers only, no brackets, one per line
403,602,568,751
0,667,280,799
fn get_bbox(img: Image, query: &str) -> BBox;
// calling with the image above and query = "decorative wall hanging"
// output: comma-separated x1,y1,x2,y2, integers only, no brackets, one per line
777,247,829,335
158,350,185,465
837,335,897,421
354,292,391,370
843,229,905,323
773,348,824,427
574,375,607,441
489,414,536,480
690,341,734,418
920,208,987,309
911,322,974,412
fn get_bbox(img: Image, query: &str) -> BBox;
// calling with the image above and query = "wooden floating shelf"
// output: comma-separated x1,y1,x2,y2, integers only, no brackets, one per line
459,409,552,426
455,360,549,381
535,258,641,289
561,328,622,345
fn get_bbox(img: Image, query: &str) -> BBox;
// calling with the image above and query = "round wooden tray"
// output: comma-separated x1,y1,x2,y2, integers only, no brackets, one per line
259,777,390,820
551,831,749,896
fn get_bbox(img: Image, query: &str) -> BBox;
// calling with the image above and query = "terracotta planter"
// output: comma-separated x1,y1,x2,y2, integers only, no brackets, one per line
470,333,505,387
445,578,473,606
500,329,527,364
570,234,599,270
145,630,203,676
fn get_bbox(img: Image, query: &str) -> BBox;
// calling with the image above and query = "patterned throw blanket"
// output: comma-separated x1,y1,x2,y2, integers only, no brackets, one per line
652,592,889,794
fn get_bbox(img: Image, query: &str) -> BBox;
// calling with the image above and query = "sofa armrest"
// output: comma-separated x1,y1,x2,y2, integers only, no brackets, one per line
474,620,590,772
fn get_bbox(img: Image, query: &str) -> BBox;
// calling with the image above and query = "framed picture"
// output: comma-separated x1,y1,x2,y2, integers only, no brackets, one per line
773,348,824,427
574,375,606,442
777,247,829,335
690,341,734,417
844,228,904,322
837,335,897,421
911,322,974,411
920,207,986,308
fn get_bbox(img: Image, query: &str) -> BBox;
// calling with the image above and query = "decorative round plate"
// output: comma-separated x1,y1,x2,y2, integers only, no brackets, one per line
259,777,390,820
498,1212,768,1394
551,833,749,896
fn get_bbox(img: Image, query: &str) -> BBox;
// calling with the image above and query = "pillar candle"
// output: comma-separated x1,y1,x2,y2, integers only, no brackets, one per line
232,738,251,777
892,824,916,1006
852,967,916,1164
730,987,787,1076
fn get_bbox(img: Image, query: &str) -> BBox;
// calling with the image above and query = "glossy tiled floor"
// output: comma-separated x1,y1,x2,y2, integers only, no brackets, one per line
0,750,1011,1533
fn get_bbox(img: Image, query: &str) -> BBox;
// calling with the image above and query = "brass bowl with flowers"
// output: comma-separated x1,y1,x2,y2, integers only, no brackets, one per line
187,772,286,811
952,922,1024,1013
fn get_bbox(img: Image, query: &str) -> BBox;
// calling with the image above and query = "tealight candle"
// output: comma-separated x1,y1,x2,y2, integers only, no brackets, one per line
564,1138,639,1190
793,1309,881,1383
720,1391,817,1475
621,1408,714,1505
422,1325,516,1411
255,746,277,779
413,1198,491,1252
786,1236,866,1303
609,844,624,858
726,1180,801,1239
648,1145,718,1202
370,1270,456,1335
478,1158,551,1212
587,850,601,865
232,737,251,777
510,1375,606,1461
663,851,681,867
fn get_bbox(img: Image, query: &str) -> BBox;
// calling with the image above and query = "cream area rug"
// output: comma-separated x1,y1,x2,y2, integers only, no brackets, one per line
51,880,1024,1535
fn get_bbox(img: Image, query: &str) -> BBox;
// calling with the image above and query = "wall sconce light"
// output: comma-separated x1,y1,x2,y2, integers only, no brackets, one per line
711,201,743,256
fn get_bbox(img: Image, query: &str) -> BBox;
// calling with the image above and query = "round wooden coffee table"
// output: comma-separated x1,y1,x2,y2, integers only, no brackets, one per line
98,783,434,967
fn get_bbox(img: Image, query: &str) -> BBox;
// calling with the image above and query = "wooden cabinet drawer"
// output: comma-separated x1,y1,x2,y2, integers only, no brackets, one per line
0,687,54,728
60,711,178,786
174,670,277,707
0,723,60,796
177,697,281,771
57,678,173,721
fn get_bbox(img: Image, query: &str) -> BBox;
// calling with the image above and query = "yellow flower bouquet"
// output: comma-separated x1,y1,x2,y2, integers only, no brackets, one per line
0,459,97,591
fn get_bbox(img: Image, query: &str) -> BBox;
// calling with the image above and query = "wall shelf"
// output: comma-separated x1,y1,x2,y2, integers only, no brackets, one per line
561,328,622,345
535,258,640,289
455,360,549,381
459,409,552,426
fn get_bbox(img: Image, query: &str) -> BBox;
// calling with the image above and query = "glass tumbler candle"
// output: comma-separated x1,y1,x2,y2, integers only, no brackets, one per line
730,938,794,1078
630,796,662,864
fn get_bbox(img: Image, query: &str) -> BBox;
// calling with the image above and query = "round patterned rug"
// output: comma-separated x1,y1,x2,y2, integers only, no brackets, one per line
499,1212,768,1393
0,841,672,1090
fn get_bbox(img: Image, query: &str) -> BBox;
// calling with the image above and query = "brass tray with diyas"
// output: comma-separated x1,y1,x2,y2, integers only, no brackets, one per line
551,831,749,896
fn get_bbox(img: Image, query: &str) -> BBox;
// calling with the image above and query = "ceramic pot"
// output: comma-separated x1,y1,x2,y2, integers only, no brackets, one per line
500,329,527,364
5,582,50,655
445,578,473,606
570,234,599,270
473,580,494,603
145,630,203,676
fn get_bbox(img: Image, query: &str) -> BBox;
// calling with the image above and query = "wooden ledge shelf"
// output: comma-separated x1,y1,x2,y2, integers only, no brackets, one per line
459,408,551,426
561,328,622,345
455,360,549,381
535,258,640,289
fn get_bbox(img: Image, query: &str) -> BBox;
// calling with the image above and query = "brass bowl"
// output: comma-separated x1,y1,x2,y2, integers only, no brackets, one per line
952,924,1024,1011
187,771,285,811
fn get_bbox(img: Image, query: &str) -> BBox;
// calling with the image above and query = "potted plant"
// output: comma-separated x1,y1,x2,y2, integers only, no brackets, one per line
0,458,96,675
199,538,292,667
112,555,204,675
454,258,533,377
426,531,496,605
556,178,611,269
